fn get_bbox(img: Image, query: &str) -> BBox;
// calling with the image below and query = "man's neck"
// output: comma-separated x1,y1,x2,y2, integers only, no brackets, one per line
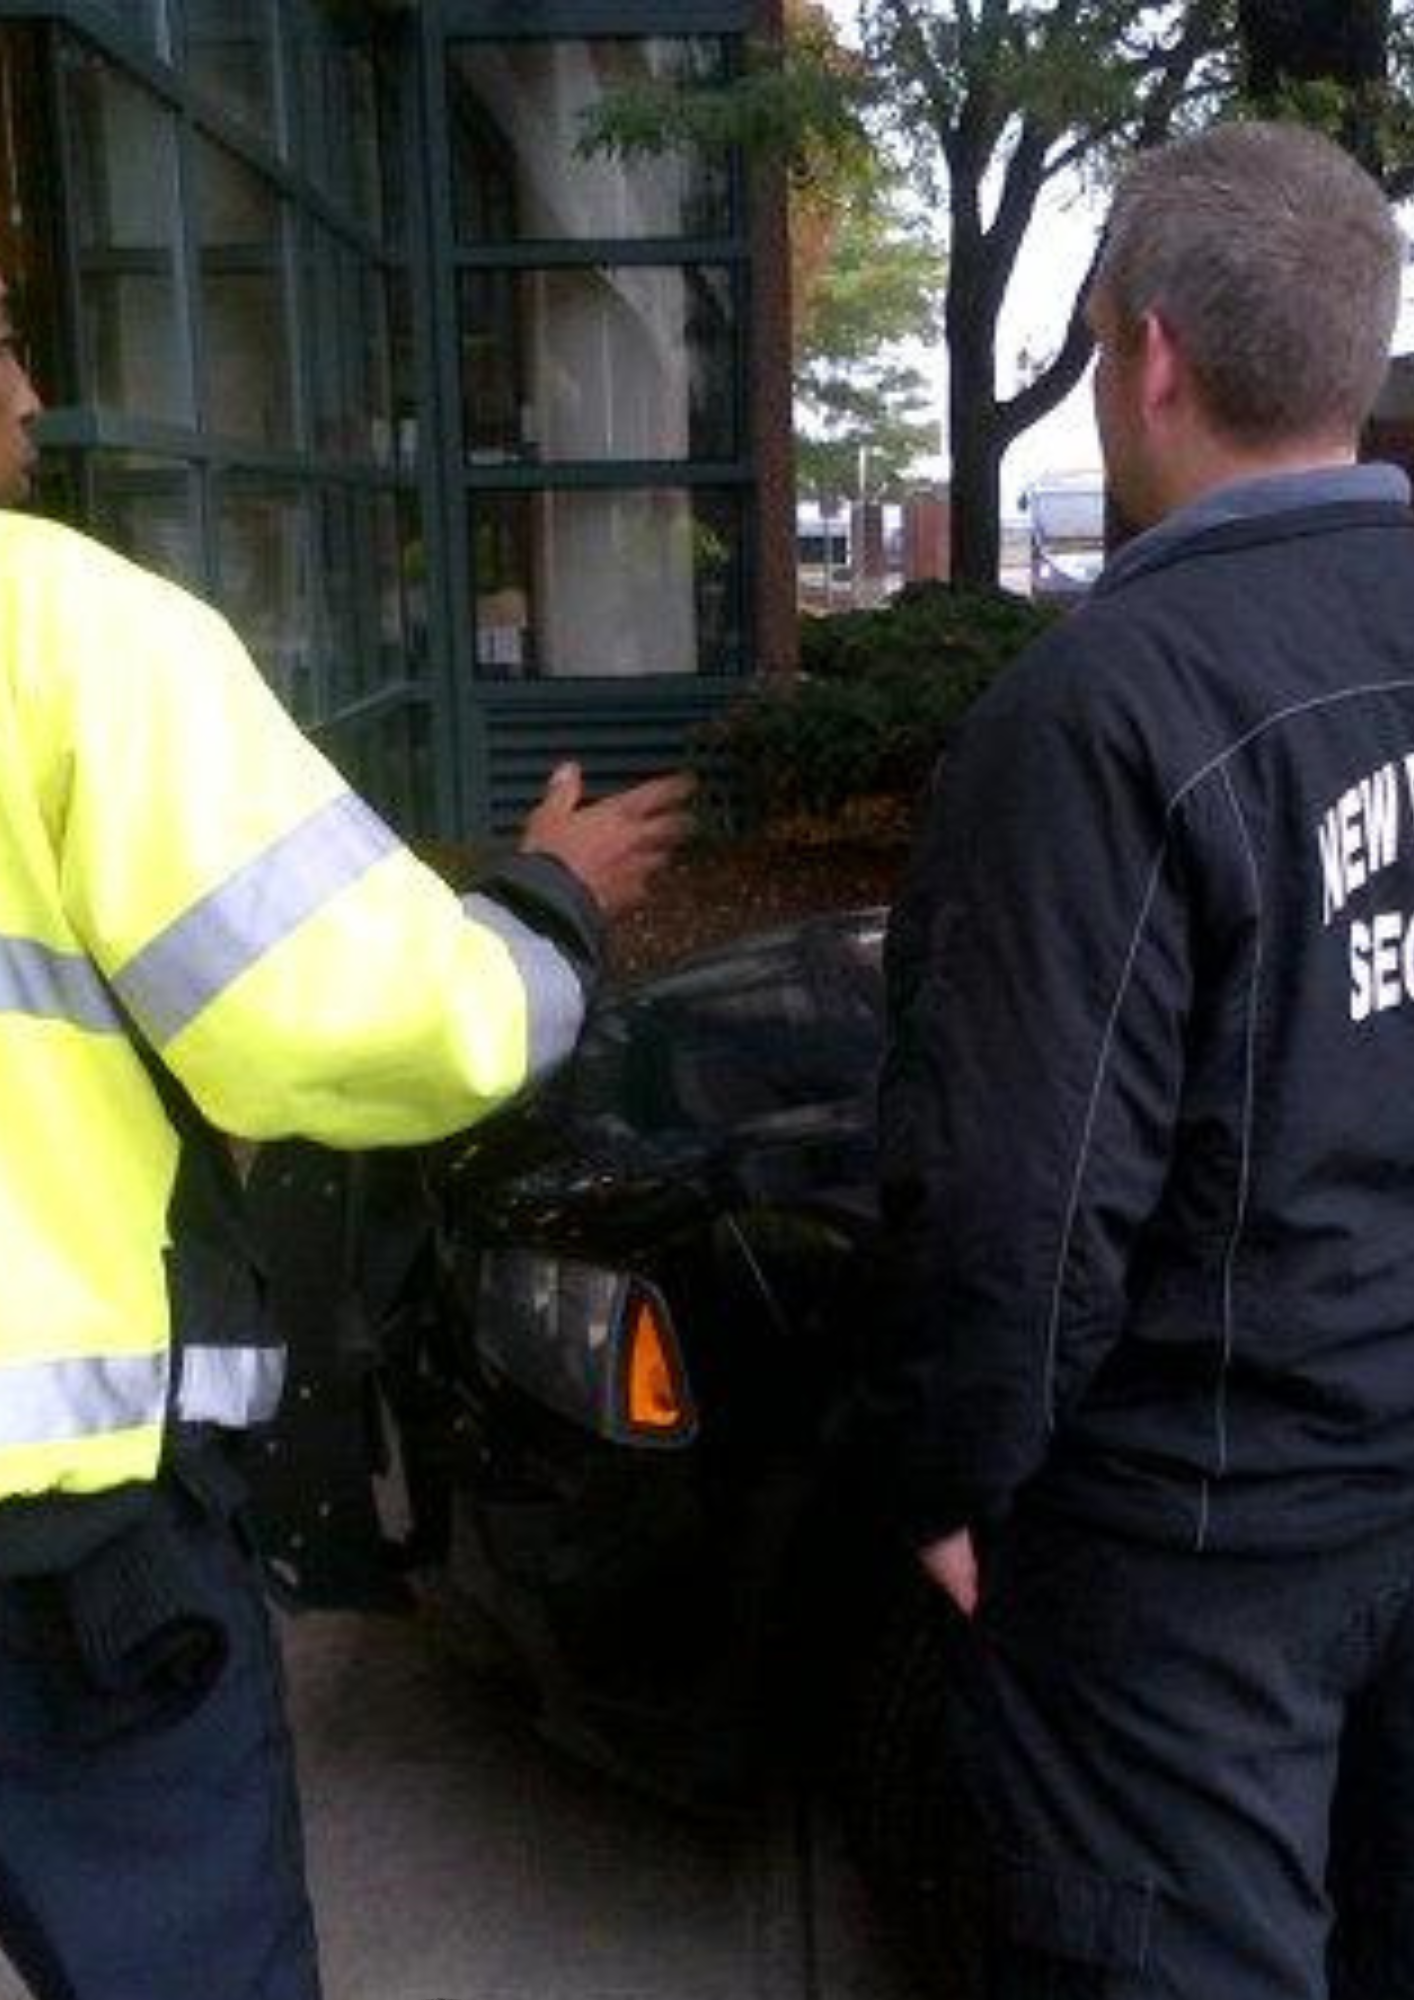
1153,437,1357,524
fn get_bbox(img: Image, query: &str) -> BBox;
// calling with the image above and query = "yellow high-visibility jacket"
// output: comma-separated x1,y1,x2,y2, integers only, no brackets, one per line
0,513,598,1514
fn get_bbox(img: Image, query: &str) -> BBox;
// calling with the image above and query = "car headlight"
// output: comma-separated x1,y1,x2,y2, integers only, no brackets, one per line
475,1249,697,1447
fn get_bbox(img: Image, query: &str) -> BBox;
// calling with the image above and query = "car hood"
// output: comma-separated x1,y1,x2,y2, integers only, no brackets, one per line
442,908,886,1253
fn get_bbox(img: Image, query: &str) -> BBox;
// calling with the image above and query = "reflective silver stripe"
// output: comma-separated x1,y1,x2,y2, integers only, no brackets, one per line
0,937,124,1034
177,1344,286,1426
0,1353,166,1448
112,793,402,1046
463,894,586,1076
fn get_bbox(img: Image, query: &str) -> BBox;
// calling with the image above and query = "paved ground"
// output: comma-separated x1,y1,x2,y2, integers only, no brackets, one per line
0,1609,923,2000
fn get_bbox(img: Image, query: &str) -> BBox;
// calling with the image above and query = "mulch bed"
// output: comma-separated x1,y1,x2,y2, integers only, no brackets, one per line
608,833,910,979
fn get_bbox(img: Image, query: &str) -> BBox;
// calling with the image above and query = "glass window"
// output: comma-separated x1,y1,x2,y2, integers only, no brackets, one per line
90,453,202,590
304,225,395,464
84,2,172,60
389,273,418,469
327,704,434,836
470,489,743,679
193,138,293,448
368,490,426,678
461,265,737,464
215,481,317,718
356,41,404,243
185,0,278,147
64,54,190,424
323,488,422,709
449,40,732,243
30,453,82,534
312,484,357,717
290,4,399,237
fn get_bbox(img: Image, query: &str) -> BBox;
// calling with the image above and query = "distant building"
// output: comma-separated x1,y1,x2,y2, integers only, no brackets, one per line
0,0,793,835
796,487,951,613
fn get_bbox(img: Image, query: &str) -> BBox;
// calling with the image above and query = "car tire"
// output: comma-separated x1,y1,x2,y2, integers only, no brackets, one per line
846,1572,987,2000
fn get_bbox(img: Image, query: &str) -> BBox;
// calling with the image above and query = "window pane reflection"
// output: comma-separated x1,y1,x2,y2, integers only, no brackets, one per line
328,705,434,836
85,2,171,59
194,139,292,447
290,6,398,236
323,489,424,708
449,39,732,243
90,454,201,589
185,0,277,145
462,266,737,464
372,491,426,676
305,226,396,463
216,483,316,718
31,454,82,533
64,55,189,422
471,490,742,678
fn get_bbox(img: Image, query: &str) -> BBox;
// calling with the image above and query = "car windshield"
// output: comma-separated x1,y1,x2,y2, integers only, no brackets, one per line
1031,484,1104,549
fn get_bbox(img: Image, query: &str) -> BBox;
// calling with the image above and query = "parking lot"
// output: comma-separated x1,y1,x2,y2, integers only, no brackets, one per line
0,1609,922,2000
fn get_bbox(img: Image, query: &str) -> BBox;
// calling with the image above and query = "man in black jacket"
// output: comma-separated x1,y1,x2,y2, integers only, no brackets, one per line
880,121,1414,1998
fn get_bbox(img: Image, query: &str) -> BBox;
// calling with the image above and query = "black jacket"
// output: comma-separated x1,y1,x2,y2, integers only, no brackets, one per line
881,497,1414,1554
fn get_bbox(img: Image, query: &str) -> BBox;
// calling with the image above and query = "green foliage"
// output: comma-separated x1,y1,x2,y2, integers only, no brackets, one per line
575,20,873,194
584,2,1414,581
799,186,947,362
698,583,1057,826
578,3,1240,582
1236,0,1414,190
796,186,948,500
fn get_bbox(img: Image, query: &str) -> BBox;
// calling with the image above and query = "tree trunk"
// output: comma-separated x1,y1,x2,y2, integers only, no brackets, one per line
949,360,1003,588
943,154,1001,590
946,248,1003,587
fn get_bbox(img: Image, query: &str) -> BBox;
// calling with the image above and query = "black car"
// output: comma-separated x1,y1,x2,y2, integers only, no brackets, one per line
247,909,965,1971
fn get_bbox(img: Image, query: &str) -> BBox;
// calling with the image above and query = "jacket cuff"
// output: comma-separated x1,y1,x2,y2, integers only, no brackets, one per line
473,849,607,991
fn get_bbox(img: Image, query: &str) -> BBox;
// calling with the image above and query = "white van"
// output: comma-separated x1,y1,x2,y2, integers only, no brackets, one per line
1023,471,1106,601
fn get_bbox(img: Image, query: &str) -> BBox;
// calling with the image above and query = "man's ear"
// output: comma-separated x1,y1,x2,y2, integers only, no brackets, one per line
1136,309,1185,423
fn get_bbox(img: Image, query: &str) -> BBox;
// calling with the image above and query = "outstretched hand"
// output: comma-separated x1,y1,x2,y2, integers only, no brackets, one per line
520,762,695,919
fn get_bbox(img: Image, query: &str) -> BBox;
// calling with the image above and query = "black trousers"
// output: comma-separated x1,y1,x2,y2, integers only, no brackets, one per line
946,1509,1414,1999
0,1472,321,2000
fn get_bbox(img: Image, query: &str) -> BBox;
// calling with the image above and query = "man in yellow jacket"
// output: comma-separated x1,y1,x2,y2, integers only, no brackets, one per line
0,277,690,1999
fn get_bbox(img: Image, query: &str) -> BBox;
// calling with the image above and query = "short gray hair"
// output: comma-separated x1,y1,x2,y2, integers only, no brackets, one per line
1095,120,1404,444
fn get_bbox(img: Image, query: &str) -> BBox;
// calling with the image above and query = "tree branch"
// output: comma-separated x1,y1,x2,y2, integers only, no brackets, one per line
995,232,1106,446
1133,0,1229,146
882,0,961,161
1033,3,1227,187
987,119,1050,260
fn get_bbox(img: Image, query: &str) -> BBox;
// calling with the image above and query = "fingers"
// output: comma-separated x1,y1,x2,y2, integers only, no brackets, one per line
547,760,582,804
918,1530,979,1618
590,771,696,828
575,773,696,853
619,770,697,810
533,760,583,820
517,767,695,916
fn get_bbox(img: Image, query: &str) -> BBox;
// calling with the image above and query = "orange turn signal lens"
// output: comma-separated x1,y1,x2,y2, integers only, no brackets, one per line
625,1294,688,1435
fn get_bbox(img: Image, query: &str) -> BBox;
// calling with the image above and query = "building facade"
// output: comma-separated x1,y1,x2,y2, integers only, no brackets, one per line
0,0,793,835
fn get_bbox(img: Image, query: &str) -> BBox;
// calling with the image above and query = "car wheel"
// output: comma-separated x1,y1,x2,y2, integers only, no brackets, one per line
846,1572,987,2000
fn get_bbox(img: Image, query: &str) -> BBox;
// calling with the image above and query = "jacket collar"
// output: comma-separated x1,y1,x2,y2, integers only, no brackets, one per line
1096,462,1412,597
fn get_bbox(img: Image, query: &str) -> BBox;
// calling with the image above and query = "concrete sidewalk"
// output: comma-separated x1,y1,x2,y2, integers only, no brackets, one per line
0,1609,922,2000
289,1610,921,2000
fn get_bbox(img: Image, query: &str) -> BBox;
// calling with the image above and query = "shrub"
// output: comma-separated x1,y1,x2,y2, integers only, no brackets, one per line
698,583,1056,829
